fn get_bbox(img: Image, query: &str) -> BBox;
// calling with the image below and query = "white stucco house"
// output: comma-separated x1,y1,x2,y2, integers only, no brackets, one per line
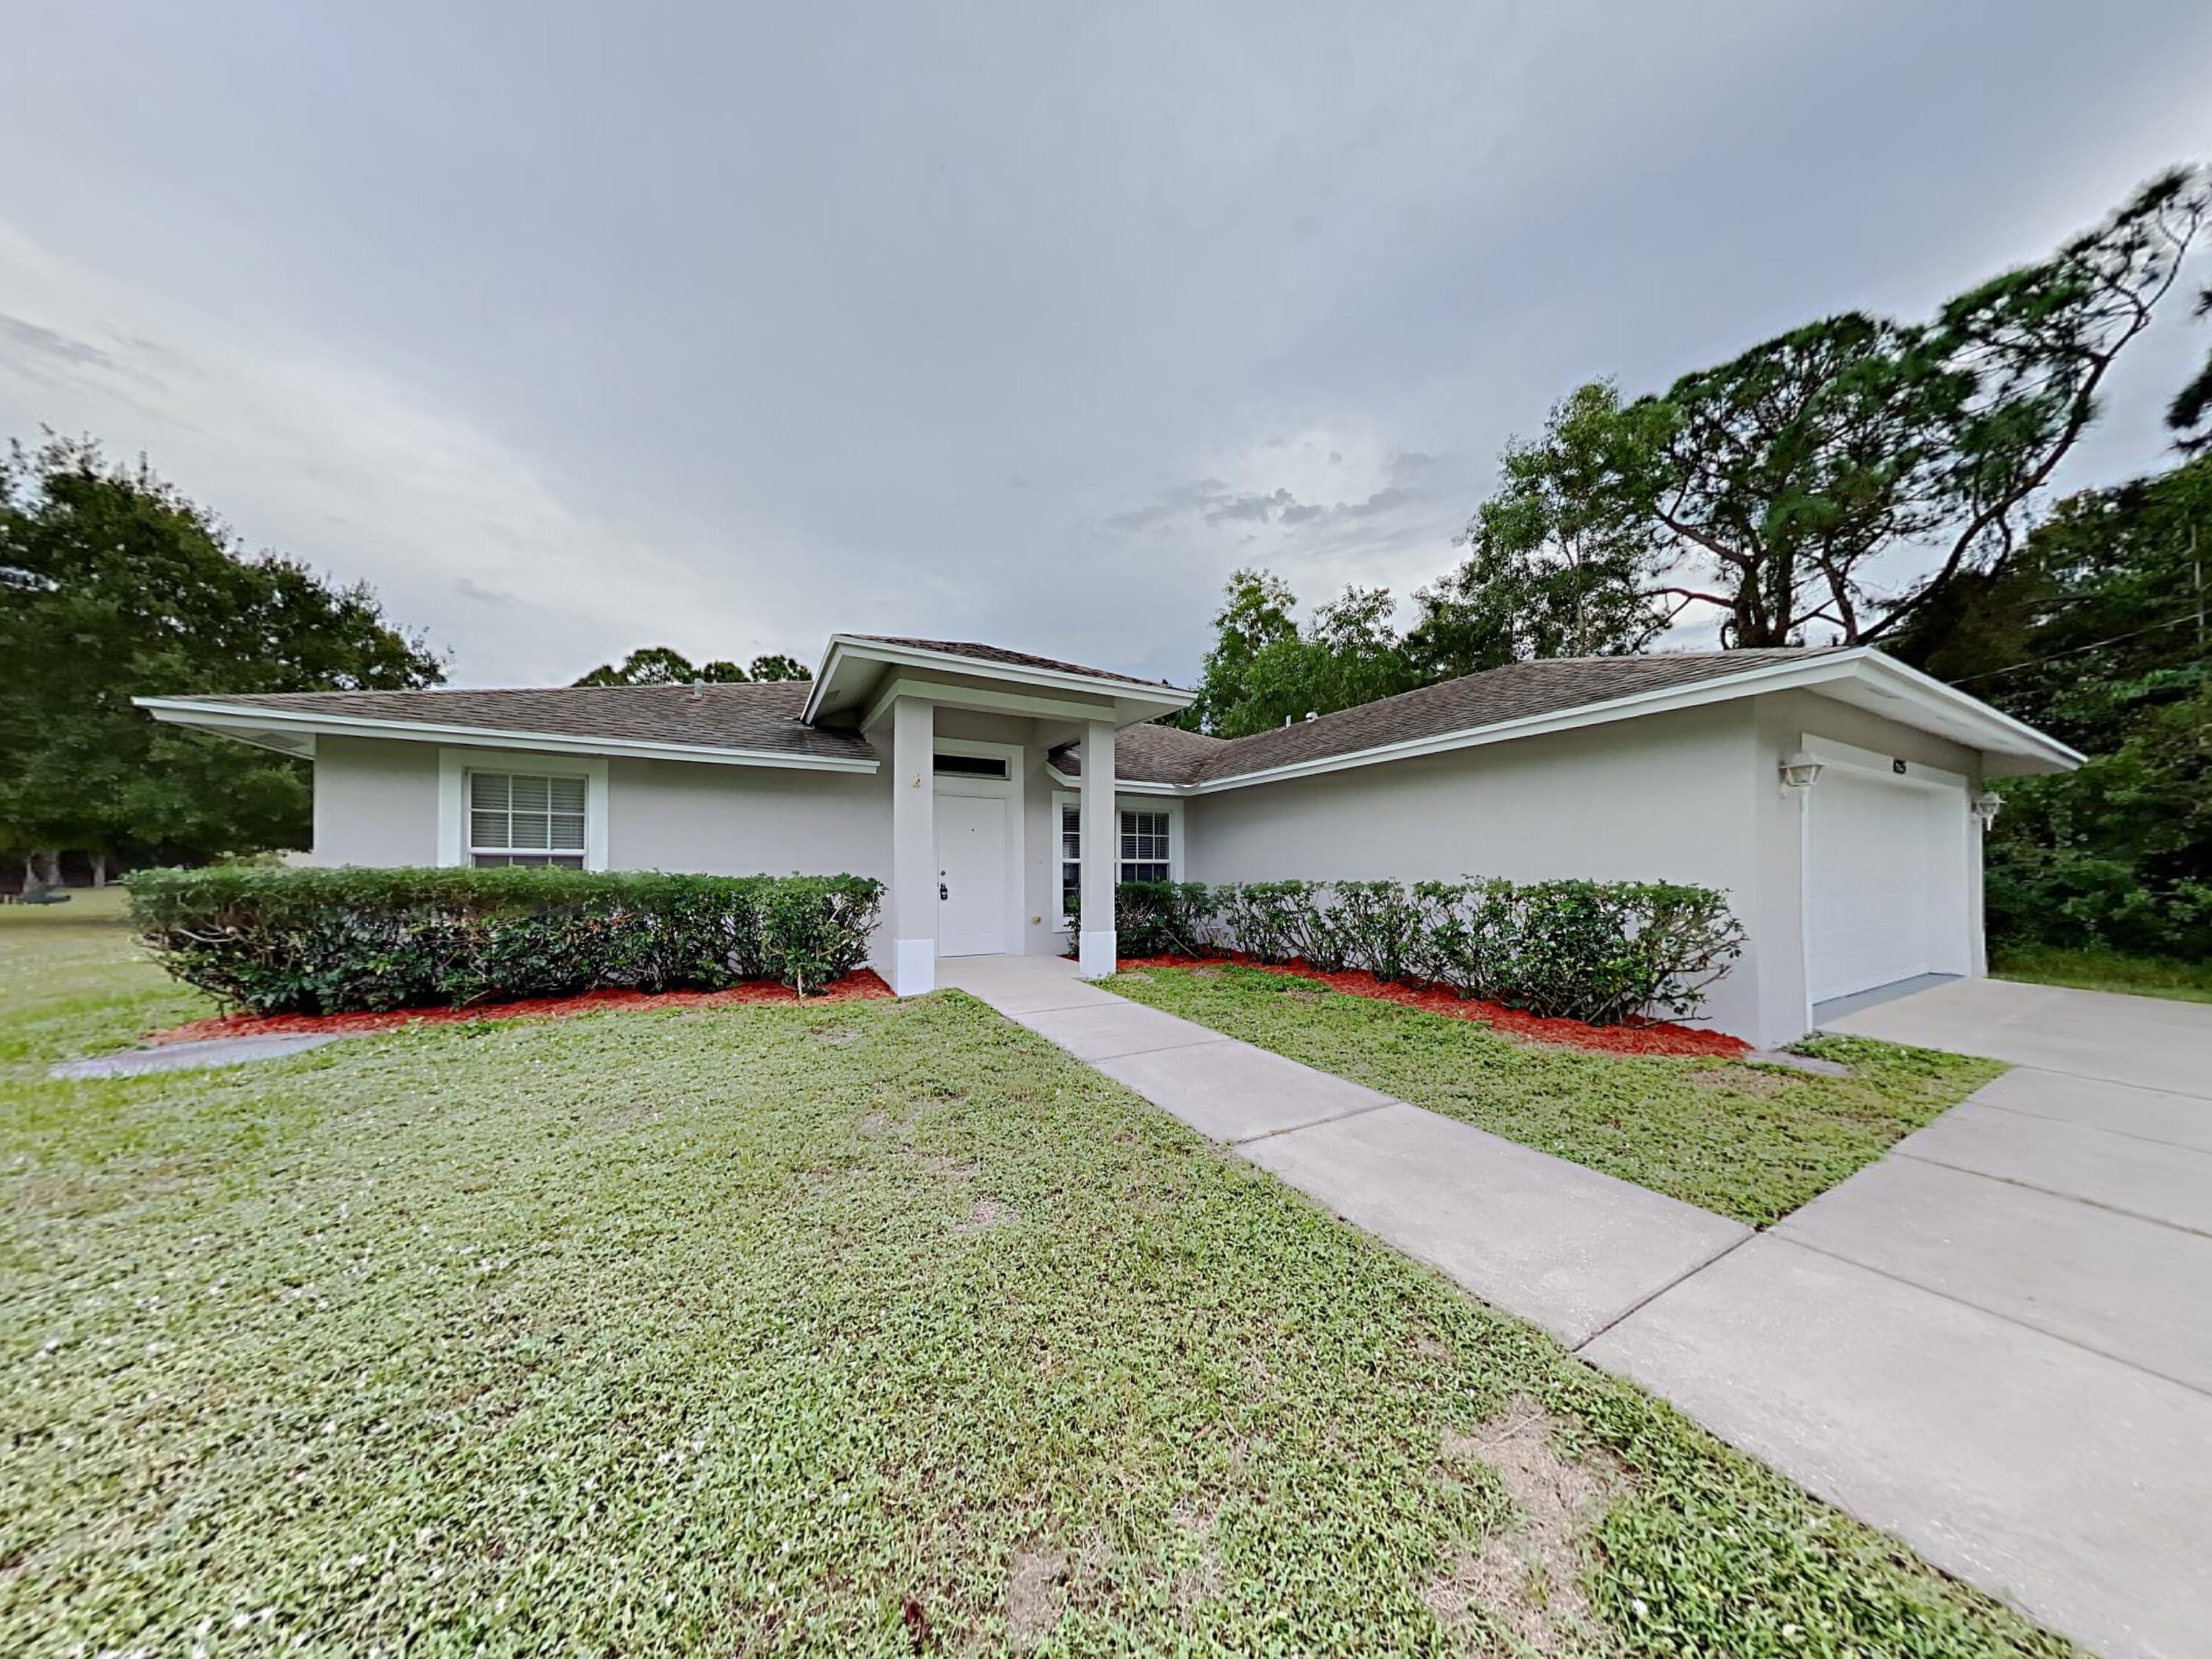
138,633,2081,1046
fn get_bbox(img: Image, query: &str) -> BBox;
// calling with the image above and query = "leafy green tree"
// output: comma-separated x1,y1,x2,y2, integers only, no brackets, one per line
2171,282,2212,454
745,653,812,682
1454,167,2208,647
1182,577,1422,739
574,647,748,686
1178,568,1299,732
1891,455,2212,957
0,436,443,886
1405,383,1674,677
573,647,810,686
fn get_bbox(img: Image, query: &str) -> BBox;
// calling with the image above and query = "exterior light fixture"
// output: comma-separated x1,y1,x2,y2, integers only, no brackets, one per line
1779,751,1823,792
1972,790,2003,827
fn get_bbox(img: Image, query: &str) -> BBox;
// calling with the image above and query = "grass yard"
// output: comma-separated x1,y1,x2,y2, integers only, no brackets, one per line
1990,943,2212,1005
1107,964,2000,1228
1,902,2070,1655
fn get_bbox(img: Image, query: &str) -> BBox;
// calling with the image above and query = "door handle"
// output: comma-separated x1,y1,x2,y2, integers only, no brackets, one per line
939,881,949,900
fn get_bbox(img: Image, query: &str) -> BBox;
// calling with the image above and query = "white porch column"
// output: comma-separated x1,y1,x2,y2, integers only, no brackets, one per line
889,696,936,995
1078,718,1117,978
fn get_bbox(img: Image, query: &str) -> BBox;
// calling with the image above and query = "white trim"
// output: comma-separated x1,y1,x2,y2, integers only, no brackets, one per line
1048,787,1183,933
891,937,936,997
135,697,878,774
1044,761,1179,796
437,749,609,870
1070,649,2082,798
860,676,1118,734
931,737,1024,959
1800,734,1967,790
805,635,1194,724
1078,931,1116,979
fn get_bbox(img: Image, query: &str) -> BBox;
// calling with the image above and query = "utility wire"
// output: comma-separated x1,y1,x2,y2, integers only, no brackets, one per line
1947,611,2206,685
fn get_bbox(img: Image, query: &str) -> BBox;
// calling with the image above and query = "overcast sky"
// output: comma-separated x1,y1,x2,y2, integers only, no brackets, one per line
5,2,2209,687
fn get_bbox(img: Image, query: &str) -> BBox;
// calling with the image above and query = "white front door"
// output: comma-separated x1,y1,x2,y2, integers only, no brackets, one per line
936,793,1009,957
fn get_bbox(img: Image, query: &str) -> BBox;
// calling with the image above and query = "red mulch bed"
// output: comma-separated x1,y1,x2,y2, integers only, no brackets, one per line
145,970,895,1047
1115,954,1749,1059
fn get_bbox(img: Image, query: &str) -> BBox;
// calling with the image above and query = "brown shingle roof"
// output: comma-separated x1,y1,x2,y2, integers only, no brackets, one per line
850,636,1182,689
193,681,877,763
184,648,1838,781
1072,650,1839,786
1050,722,1228,787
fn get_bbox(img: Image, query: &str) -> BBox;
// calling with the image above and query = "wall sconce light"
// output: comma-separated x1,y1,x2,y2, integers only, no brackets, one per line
1779,751,1823,792
1972,790,2003,827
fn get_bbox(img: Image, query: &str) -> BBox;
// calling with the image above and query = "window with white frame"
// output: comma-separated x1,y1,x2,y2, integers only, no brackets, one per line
1120,809,1171,883
1058,800,1175,923
468,771,588,867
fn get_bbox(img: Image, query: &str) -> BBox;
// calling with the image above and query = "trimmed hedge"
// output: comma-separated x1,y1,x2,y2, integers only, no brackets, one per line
1114,876,1742,1026
128,866,885,1014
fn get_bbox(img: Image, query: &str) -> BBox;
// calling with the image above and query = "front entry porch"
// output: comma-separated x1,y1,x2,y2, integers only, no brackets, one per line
799,639,1191,997
886,698,1124,995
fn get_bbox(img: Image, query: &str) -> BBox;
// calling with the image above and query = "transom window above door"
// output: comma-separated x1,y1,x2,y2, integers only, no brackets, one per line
933,752,1009,778
469,771,587,867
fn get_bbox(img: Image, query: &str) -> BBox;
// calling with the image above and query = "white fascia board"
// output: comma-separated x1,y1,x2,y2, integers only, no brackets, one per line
858,675,1120,734
1043,762,1183,796
1183,647,2079,796
133,697,880,773
1849,653,2085,769
804,634,1194,724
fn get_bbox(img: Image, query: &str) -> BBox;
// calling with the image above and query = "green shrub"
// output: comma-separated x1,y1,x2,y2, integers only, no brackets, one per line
1327,880,1425,982
1113,874,1744,1026
1113,881,1217,958
1212,880,1348,968
126,866,884,1012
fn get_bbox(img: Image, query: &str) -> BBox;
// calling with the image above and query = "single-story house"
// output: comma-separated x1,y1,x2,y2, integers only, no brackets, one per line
138,633,2081,1046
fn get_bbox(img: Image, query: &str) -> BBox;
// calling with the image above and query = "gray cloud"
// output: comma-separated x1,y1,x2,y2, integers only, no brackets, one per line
1,1,2206,687
0,313,114,372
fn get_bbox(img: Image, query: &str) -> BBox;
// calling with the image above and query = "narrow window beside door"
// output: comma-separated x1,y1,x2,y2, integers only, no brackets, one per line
469,771,588,867
1059,802,1175,924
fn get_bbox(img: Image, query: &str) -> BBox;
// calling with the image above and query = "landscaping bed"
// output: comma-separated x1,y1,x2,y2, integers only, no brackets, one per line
2,897,2064,1655
1110,962,2001,1226
1117,952,1749,1057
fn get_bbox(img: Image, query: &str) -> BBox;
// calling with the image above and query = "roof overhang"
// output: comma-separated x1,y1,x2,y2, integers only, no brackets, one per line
133,697,880,773
1081,648,2081,796
803,635,1194,730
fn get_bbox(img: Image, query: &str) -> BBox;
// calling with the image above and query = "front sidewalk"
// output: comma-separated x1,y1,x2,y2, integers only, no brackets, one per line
934,954,1750,1352
940,955,2212,1659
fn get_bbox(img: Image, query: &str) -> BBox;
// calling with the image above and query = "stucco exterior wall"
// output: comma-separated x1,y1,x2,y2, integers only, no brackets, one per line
602,758,891,880
1186,703,1775,1041
311,737,442,866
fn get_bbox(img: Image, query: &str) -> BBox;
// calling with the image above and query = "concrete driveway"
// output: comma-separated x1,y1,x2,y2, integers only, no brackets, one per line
1587,977,2212,1659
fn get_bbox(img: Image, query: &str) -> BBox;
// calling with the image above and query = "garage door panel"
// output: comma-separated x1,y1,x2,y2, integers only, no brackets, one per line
1808,772,1940,1004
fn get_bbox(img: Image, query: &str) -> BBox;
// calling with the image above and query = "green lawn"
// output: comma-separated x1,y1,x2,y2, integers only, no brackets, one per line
1,904,2069,1655
1107,964,1999,1228
1991,943,2212,1005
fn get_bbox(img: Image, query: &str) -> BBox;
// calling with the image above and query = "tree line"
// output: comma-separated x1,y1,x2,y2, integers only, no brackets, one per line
1177,162,2211,960
0,437,809,892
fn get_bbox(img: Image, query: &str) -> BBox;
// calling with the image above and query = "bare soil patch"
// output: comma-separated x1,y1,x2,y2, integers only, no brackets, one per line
1425,1394,1627,1654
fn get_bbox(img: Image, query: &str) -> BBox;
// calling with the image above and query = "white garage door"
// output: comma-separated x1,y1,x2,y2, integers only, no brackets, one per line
1806,769,1952,1004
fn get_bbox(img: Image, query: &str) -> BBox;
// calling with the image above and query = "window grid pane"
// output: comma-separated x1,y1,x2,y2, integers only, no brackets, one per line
1118,809,1170,882
469,771,588,857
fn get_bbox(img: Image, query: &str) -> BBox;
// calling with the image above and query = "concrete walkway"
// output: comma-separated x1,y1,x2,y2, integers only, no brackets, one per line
944,958,2212,1658
936,954,1749,1349
1590,978,2212,1659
